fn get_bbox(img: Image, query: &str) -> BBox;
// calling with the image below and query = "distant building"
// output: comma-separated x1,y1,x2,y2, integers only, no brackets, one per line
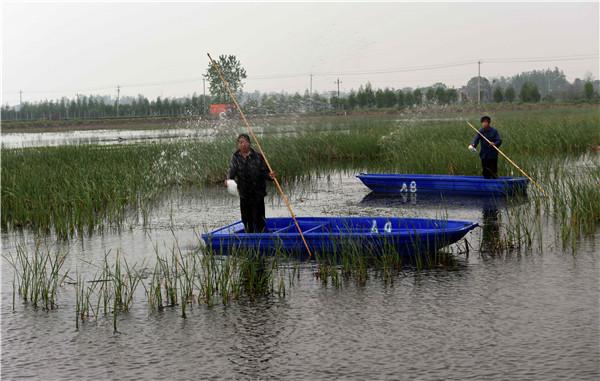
209,103,234,118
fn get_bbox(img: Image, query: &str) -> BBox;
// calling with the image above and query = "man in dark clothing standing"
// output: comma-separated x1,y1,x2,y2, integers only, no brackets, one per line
226,133,274,233
468,116,502,179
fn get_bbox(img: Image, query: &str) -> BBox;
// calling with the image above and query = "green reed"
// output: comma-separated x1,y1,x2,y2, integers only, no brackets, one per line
2,106,598,241
5,229,494,334
3,241,69,310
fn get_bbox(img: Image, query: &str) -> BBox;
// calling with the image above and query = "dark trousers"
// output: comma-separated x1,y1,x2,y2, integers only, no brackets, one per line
240,196,266,233
481,158,498,179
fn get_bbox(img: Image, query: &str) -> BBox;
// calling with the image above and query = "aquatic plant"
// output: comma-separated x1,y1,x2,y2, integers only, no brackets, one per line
2,107,598,240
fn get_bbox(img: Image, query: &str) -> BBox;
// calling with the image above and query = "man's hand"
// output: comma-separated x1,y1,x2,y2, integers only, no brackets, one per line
269,171,277,180
468,144,477,153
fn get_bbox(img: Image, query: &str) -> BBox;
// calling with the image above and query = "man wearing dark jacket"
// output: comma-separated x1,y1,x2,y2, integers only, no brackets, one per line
469,116,502,179
226,134,274,233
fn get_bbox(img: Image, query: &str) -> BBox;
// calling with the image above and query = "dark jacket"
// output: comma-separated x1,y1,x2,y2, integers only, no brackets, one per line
228,148,272,199
472,126,502,159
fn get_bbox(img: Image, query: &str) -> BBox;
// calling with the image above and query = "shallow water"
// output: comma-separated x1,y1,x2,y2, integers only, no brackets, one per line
0,115,459,149
0,127,218,149
1,171,598,380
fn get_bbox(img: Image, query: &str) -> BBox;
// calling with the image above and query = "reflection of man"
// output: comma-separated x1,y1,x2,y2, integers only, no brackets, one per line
468,116,502,179
481,207,501,254
226,134,275,233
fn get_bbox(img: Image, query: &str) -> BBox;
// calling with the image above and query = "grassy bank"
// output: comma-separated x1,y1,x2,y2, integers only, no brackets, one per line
3,102,596,133
1,107,598,238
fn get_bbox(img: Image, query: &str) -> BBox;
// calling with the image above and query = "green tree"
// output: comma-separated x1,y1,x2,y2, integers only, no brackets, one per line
206,55,247,103
446,88,458,104
383,88,397,107
348,90,357,109
413,89,422,105
504,86,516,102
404,90,415,106
520,82,541,102
426,88,435,103
434,87,447,104
584,81,594,100
375,89,386,108
466,76,492,102
397,90,405,106
356,85,367,108
493,87,504,103
364,83,376,107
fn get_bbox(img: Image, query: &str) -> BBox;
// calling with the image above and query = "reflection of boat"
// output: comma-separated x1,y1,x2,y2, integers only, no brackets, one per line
359,191,526,210
357,173,529,196
202,217,478,255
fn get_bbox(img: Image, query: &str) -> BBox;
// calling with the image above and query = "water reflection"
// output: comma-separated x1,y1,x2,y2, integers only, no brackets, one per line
480,205,502,254
359,191,517,210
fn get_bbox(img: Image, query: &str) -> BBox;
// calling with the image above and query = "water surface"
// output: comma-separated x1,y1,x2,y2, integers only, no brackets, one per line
1,171,598,380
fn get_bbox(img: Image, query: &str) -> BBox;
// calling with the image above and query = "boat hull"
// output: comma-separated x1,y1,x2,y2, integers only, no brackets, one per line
202,217,478,255
356,173,529,196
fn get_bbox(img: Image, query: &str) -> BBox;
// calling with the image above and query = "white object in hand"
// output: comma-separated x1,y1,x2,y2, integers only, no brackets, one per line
468,144,477,153
226,179,238,196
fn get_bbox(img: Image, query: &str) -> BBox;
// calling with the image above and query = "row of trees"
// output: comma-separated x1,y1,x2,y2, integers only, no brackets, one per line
465,68,598,103
2,61,598,121
1,94,212,121
336,83,459,109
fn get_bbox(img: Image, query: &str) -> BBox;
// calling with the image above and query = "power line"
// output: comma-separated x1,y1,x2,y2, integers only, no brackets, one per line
484,54,597,64
4,53,597,97
245,55,598,80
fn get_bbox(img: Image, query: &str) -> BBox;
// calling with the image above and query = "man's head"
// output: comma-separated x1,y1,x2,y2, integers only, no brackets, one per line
480,116,491,129
237,133,251,153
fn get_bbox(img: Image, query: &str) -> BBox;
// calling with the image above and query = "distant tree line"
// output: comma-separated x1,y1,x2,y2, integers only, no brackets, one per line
2,67,598,121
1,94,212,121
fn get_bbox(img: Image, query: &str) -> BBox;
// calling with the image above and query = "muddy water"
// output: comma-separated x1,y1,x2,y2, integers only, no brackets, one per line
1,171,598,380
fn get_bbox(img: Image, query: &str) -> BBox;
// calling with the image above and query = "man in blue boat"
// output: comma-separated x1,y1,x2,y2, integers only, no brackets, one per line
468,115,502,179
226,133,275,233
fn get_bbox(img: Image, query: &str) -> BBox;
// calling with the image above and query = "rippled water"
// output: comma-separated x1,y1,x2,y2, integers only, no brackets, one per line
2,172,599,380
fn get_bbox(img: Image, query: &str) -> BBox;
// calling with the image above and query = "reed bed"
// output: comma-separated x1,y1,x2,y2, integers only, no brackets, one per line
1,107,598,245
5,233,474,332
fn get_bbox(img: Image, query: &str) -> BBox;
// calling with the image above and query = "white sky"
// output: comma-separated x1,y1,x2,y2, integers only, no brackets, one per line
2,1,598,105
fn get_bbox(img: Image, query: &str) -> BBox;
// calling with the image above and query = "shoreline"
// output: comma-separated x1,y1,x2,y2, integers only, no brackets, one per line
2,102,596,134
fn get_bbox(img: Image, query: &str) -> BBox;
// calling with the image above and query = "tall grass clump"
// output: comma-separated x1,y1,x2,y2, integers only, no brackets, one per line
3,241,69,310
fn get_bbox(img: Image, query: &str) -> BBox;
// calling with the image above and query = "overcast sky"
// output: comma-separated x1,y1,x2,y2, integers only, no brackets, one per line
2,1,598,105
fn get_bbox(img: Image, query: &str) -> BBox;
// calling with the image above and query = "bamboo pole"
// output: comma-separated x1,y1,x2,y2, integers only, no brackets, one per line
466,121,547,196
207,53,313,257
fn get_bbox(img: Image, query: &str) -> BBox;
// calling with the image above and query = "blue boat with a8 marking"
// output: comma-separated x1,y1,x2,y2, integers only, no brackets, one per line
356,173,529,196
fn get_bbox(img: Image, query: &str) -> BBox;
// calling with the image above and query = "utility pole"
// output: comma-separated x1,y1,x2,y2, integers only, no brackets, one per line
76,93,81,119
309,73,313,112
116,85,121,116
19,90,22,120
334,78,342,110
477,60,481,105
202,77,206,115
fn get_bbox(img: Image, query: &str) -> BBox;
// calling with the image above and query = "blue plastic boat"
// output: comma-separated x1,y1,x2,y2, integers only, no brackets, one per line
356,173,529,196
202,217,478,255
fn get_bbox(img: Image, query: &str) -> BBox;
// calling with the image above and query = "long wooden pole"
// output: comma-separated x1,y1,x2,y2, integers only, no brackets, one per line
208,53,313,257
466,121,547,196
